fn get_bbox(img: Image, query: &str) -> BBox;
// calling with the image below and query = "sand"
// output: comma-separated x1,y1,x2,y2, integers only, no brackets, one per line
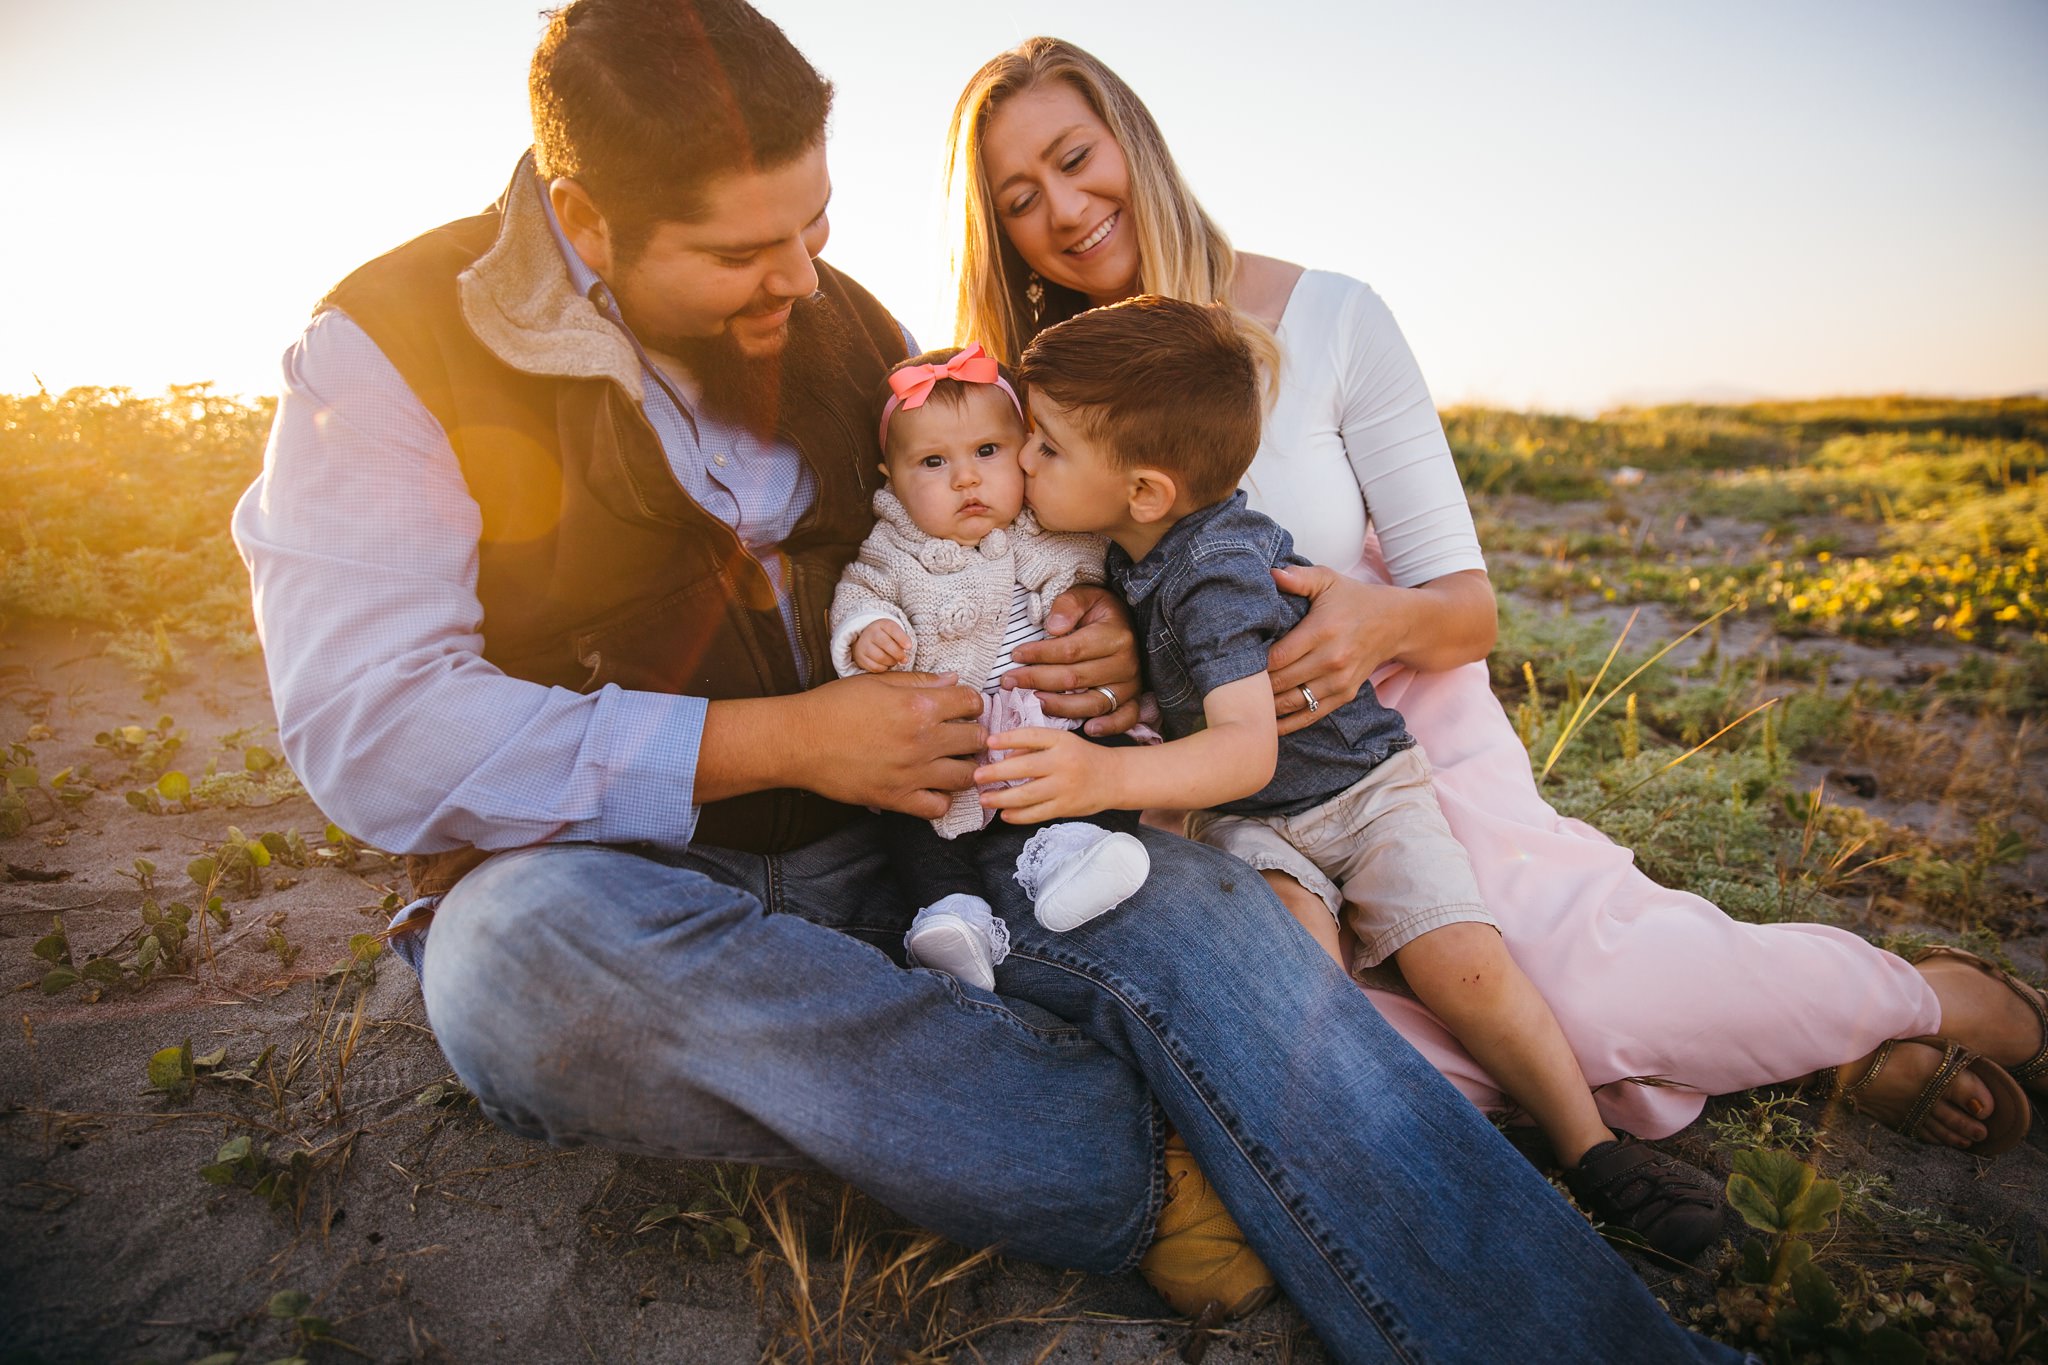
3,621,2042,1364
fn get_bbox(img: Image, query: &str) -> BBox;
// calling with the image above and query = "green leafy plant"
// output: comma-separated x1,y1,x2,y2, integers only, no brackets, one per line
1715,1150,1926,1364
95,715,184,781
37,859,220,1002
315,821,361,869
146,1038,196,1099
188,825,273,899
262,1287,350,1359
634,1197,755,1261
201,1137,316,1218
3,741,93,834
0,385,274,650
33,915,77,994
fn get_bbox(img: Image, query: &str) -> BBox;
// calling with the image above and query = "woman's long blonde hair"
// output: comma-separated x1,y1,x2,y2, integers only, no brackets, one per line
945,36,1279,387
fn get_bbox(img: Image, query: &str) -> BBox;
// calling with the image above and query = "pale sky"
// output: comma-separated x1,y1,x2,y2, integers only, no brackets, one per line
5,0,2045,413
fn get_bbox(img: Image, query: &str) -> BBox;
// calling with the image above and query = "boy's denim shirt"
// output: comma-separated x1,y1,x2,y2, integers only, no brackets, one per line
1109,491,1414,817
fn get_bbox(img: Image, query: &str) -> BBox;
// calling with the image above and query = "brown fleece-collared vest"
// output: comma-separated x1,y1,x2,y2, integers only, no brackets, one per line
322,162,904,896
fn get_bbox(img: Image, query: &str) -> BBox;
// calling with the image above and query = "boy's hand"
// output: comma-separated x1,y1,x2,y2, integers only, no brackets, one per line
852,619,912,673
975,727,1115,823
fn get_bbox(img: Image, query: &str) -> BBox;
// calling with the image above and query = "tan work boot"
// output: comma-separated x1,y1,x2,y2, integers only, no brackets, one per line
1137,1132,1276,1320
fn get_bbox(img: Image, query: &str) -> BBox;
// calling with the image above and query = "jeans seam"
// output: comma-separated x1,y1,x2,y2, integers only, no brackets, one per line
1135,1098,1169,1275
1007,944,1415,1355
945,977,1092,1044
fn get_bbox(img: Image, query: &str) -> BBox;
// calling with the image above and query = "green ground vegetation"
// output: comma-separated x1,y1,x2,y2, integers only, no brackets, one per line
1451,396,2048,648
6,387,2044,1361
1,384,273,660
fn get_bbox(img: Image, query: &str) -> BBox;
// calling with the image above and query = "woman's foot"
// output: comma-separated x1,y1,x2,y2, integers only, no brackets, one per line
1827,1036,2029,1155
1911,946,2048,1094
1829,1037,1995,1148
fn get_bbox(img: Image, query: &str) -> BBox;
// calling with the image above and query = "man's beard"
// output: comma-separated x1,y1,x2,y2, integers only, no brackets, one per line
646,307,800,442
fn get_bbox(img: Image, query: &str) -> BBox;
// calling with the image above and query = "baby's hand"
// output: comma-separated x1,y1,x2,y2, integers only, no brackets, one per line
852,619,913,673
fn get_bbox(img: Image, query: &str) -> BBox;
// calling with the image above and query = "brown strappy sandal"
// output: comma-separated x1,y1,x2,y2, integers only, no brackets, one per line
1832,1035,2030,1157
1908,943,2048,1100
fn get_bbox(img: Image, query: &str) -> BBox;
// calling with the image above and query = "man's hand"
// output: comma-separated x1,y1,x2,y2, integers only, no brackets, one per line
851,619,912,673
974,727,1118,824
699,672,983,821
1003,584,1142,736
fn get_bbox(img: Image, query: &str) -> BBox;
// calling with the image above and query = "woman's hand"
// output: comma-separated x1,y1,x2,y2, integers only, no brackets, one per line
1268,566,1496,735
1003,584,1142,736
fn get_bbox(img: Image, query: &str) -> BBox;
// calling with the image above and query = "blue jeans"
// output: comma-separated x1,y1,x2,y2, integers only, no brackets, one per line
411,818,1741,1364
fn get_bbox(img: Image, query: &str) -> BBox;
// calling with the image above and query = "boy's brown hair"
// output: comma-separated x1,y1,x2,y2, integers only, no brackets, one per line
1017,295,1261,506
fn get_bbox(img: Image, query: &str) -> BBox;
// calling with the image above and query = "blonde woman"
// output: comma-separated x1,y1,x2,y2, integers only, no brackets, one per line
948,36,2045,1156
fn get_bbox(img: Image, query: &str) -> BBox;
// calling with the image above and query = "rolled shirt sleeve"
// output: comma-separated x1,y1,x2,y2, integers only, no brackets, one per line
231,309,708,855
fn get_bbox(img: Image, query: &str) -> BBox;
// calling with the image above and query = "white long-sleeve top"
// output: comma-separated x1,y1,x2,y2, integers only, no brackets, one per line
1240,270,1486,586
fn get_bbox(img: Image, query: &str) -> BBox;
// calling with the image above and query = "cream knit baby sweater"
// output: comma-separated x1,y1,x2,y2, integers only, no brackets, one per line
830,486,1108,836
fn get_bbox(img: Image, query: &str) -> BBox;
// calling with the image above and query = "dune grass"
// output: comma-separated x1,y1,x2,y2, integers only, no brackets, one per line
6,386,2044,1361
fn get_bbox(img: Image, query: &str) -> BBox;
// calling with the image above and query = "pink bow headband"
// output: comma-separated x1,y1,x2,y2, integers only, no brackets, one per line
877,342,1025,446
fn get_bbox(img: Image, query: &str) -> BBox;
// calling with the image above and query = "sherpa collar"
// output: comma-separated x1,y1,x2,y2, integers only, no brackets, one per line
456,152,645,401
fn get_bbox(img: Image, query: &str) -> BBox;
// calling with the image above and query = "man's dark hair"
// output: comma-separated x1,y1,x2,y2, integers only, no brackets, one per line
530,0,833,260
1019,296,1262,507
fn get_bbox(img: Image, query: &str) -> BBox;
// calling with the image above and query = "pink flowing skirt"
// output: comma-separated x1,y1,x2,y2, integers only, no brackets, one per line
1338,541,1938,1137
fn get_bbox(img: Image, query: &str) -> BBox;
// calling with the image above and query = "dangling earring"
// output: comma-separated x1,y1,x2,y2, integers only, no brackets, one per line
1026,271,1045,325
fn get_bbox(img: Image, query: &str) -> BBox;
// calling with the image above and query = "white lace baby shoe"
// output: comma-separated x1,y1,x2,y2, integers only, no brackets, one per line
1014,823,1151,932
904,893,1010,992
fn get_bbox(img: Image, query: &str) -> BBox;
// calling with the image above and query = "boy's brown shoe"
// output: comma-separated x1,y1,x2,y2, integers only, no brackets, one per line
1137,1133,1276,1319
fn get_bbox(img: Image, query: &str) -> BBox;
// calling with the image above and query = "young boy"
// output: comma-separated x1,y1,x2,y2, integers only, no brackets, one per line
978,295,1725,1261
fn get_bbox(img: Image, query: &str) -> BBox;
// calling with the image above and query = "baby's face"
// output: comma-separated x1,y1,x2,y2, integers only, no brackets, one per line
882,385,1028,545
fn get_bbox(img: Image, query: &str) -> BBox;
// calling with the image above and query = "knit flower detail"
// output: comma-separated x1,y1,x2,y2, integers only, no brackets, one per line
931,595,982,640
917,538,970,574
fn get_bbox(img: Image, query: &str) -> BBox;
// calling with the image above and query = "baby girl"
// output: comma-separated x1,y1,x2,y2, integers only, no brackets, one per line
828,344,1149,990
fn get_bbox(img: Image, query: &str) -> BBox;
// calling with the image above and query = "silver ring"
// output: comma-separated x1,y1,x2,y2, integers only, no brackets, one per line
1093,685,1121,711
1299,684,1319,713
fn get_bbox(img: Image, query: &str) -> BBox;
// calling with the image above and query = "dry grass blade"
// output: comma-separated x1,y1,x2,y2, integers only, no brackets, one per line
750,1180,820,1359
1538,606,1639,780
1590,697,1780,816
746,1177,1036,1365
1539,602,1738,782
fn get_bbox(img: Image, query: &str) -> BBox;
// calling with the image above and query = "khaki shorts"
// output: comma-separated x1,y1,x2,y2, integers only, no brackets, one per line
1187,745,1494,976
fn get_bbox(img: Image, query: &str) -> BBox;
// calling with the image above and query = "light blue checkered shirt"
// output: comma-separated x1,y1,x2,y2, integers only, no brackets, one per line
233,177,865,858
